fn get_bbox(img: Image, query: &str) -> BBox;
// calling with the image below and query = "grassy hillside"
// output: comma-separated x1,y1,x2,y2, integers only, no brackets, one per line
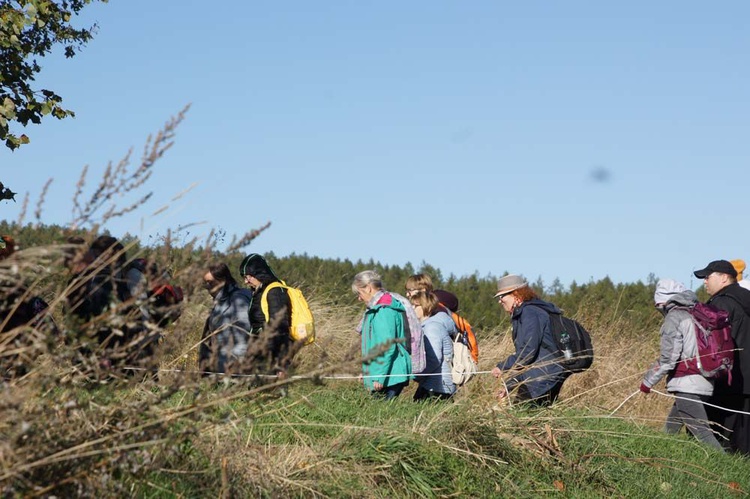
1,238,748,497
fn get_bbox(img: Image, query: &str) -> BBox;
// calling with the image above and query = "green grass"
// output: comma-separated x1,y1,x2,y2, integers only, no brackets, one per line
129,381,750,498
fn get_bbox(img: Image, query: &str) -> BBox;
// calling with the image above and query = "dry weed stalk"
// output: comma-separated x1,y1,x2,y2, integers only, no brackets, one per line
70,104,191,230
14,192,28,226
33,178,53,226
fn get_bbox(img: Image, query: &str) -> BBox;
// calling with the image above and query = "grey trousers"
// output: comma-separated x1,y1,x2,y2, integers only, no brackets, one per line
665,392,723,451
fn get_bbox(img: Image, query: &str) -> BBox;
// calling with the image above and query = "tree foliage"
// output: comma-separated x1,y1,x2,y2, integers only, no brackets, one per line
0,0,106,151
0,219,662,338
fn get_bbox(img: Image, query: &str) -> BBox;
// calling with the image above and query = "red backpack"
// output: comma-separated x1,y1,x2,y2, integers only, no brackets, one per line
673,303,735,383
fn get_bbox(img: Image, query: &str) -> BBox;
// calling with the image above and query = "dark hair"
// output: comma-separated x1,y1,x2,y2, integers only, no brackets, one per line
90,235,127,269
208,262,237,287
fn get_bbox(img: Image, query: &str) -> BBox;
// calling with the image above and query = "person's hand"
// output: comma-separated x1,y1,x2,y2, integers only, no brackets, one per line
639,383,651,394
496,387,508,400
372,381,384,391
491,367,502,378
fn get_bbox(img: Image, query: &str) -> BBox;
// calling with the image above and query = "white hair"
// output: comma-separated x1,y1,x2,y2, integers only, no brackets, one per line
352,270,383,294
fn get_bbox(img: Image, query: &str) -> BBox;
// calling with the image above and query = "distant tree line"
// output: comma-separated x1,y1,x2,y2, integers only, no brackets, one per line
4,221,700,338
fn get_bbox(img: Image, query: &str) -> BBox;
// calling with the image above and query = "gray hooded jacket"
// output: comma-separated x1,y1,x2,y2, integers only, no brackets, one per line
642,290,713,396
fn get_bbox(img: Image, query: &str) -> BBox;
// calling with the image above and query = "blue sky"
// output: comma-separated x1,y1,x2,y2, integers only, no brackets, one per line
2,1,749,289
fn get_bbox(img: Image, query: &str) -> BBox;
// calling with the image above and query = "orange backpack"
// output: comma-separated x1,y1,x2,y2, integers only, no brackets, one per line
449,311,479,364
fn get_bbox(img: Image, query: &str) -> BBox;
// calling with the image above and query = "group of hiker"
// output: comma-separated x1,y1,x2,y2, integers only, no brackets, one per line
641,259,750,455
2,233,750,456
199,254,296,377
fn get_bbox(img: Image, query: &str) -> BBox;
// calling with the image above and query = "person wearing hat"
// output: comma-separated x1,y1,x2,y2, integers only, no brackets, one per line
238,253,293,375
490,274,569,406
694,259,750,454
640,279,723,450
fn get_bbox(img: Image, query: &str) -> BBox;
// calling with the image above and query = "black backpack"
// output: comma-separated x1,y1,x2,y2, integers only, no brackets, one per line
544,310,594,373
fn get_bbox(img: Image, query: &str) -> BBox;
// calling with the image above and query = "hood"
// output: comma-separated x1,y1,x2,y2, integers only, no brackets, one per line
719,283,750,317
517,298,562,316
238,253,279,285
666,289,698,308
367,291,405,313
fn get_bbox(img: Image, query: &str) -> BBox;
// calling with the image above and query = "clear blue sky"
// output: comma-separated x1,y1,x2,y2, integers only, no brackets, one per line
2,1,749,289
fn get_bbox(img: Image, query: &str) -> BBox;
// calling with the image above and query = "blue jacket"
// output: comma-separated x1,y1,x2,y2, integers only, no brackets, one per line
361,293,412,390
418,311,457,395
497,299,568,399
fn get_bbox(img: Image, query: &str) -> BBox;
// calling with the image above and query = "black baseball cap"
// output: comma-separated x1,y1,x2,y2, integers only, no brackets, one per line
693,260,738,279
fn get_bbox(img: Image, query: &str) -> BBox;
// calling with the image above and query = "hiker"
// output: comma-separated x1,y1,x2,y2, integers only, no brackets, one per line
0,235,59,378
199,262,253,375
408,291,456,401
117,257,164,360
731,259,750,291
238,253,293,376
0,235,16,260
639,279,723,450
406,274,479,358
66,235,151,371
694,259,750,454
490,275,569,406
358,274,423,373
0,235,57,335
434,288,480,365
145,261,183,328
352,270,412,399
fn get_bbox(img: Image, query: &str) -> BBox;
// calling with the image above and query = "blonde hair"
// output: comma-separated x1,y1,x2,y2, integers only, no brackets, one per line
409,291,439,317
406,273,433,293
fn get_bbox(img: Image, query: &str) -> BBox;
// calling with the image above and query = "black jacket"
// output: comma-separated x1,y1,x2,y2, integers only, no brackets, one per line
241,254,292,371
709,283,750,395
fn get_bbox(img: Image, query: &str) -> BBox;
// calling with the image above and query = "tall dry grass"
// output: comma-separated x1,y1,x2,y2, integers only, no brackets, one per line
0,107,719,496
294,290,673,422
0,245,736,496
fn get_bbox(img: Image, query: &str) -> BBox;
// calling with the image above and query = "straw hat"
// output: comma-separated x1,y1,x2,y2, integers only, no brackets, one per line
493,274,528,298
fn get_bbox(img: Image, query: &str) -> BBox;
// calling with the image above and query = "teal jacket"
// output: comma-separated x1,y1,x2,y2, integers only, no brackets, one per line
361,293,412,390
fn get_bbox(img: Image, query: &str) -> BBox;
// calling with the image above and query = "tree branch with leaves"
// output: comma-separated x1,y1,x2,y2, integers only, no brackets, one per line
1,0,107,150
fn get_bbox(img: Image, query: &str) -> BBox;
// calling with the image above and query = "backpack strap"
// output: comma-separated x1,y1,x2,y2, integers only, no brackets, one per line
524,303,566,356
260,281,287,322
